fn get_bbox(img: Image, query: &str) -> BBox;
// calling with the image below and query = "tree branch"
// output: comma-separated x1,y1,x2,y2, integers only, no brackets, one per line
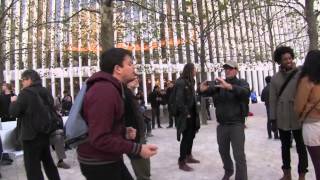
272,1,306,20
0,0,19,24
119,0,168,17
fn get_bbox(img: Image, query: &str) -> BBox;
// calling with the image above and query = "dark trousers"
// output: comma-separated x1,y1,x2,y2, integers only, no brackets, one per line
23,135,60,180
151,107,161,128
80,160,133,180
168,112,176,127
217,124,247,180
279,129,308,173
266,106,278,138
130,157,151,180
179,128,196,162
307,146,320,180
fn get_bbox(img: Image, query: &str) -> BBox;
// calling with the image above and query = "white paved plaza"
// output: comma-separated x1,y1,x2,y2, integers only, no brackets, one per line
0,104,316,180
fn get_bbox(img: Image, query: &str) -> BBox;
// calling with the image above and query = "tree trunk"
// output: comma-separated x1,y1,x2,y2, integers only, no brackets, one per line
44,0,52,67
235,1,246,63
305,0,318,51
191,0,199,63
27,0,35,69
100,1,114,52
166,0,175,62
266,1,276,73
196,0,206,81
0,0,5,83
230,1,239,62
181,0,191,63
211,1,221,63
36,0,43,68
241,0,251,63
174,0,183,63
204,0,213,63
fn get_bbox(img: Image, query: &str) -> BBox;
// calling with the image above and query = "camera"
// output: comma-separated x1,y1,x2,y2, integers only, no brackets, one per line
206,80,220,87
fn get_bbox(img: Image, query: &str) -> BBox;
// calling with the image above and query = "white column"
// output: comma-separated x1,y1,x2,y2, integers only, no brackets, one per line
138,7,147,105
50,0,56,96
78,0,83,89
246,70,252,90
163,3,172,81
31,0,38,70
59,0,65,97
252,69,259,94
96,1,100,70
68,0,74,100
13,1,20,93
240,69,246,80
41,1,46,87
206,72,211,81
257,69,264,95
150,61,156,90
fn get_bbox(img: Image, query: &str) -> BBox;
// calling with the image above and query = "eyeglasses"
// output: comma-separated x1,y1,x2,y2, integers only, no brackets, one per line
224,67,235,70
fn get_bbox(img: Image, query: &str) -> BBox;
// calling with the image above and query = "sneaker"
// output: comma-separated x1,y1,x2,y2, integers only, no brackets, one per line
57,161,71,169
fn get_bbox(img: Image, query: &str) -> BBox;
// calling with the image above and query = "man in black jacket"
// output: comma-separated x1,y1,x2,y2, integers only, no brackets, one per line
261,76,279,139
9,70,60,180
148,85,162,128
166,81,176,128
200,61,250,180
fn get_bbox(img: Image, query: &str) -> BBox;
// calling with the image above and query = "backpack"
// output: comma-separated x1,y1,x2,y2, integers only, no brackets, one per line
237,79,250,117
26,89,62,135
65,83,88,148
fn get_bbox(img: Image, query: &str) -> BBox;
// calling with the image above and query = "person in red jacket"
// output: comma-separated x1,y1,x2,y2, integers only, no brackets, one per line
77,48,158,180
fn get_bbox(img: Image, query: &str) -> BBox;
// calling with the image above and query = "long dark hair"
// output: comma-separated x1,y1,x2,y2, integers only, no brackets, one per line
300,50,320,84
181,63,195,85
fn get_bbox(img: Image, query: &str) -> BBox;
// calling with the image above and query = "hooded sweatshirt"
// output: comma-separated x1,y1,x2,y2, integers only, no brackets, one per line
77,71,141,165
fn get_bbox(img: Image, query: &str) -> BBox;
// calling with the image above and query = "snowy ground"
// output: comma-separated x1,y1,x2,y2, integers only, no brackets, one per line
0,103,316,180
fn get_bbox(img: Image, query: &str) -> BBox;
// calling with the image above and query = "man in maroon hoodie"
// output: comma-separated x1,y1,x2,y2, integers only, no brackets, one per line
77,48,158,180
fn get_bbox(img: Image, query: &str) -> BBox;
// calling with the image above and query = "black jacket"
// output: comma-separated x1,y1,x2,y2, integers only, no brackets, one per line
9,83,54,141
175,78,200,141
205,77,250,125
148,90,161,108
0,92,16,122
261,83,270,106
124,87,145,144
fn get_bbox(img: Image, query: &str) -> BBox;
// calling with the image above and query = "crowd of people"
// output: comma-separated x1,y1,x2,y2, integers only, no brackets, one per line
0,46,319,180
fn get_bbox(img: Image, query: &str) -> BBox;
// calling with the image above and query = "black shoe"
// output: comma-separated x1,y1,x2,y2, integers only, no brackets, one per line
167,126,172,128
158,126,163,128
222,171,234,180
0,159,13,166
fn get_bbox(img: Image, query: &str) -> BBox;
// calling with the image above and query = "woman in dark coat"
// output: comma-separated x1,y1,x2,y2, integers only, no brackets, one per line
175,63,200,171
